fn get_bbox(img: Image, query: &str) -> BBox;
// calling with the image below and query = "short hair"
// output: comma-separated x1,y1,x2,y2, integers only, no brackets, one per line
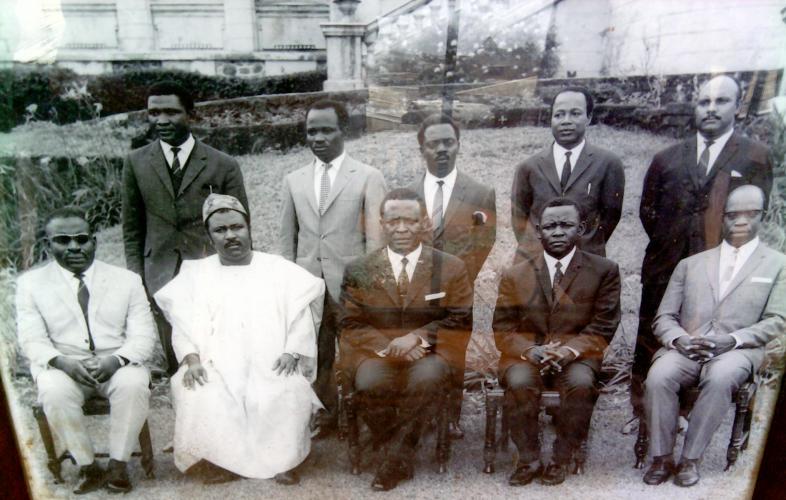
700,74,743,104
204,207,252,232
417,113,461,147
306,99,350,131
549,86,594,117
44,206,90,233
725,184,766,210
147,81,194,114
379,188,427,218
539,196,584,222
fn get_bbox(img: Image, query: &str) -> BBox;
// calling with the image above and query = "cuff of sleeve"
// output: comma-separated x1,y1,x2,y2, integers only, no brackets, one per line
564,346,580,359
113,355,129,367
417,336,430,348
730,334,742,349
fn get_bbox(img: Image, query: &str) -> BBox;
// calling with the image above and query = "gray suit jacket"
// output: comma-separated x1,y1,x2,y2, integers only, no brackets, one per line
653,242,786,369
122,139,248,296
511,142,625,259
409,170,496,285
278,155,387,301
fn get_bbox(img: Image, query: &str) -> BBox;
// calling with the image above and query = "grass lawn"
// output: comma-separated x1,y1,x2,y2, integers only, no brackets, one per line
3,123,780,499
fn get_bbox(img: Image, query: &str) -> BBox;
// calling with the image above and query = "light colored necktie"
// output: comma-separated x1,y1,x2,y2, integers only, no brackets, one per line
719,248,739,297
560,151,572,190
319,163,332,215
432,180,444,233
697,140,715,180
397,257,409,303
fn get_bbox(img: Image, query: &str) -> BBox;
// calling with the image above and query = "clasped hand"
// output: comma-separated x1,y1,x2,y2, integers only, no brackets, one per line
675,334,736,363
56,355,120,387
525,341,576,375
386,332,427,361
272,353,299,376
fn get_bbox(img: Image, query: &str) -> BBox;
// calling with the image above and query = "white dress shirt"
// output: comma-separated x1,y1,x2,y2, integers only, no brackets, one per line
56,262,95,294
160,134,195,169
552,139,586,180
543,246,576,286
719,236,759,299
696,127,734,175
387,244,422,283
313,151,346,205
424,167,458,218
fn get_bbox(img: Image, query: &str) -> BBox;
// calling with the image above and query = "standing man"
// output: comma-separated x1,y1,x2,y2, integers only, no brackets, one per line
408,113,496,438
16,207,156,494
278,99,387,435
494,197,621,486
338,188,473,491
633,75,774,425
511,86,625,261
642,185,786,487
122,81,248,374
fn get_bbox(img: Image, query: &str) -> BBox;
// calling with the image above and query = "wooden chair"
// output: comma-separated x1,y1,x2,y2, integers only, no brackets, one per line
483,380,589,475
32,396,154,483
336,366,452,475
633,373,758,471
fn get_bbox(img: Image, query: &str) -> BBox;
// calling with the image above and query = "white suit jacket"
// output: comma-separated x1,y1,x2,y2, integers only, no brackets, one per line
277,154,387,301
16,260,157,379
653,242,786,369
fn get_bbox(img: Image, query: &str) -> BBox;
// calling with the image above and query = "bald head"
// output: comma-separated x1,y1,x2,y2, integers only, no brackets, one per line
722,185,765,247
695,75,741,140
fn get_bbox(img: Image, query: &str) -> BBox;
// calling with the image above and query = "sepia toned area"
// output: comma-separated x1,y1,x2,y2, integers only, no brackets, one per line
1,0,786,499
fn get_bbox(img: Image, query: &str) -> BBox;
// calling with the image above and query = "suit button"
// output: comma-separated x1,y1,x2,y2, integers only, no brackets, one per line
84,340,89,344
317,257,321,262
321,234,326,240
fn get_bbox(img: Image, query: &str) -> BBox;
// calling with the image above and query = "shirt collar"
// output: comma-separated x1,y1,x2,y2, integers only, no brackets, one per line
424,167,458,190
697,127,734,149
553,139,586,160
314,151,346,171
543,246,577,272
720,236,759,260
387,243,423,265
56,261,95,284
160,133,195,155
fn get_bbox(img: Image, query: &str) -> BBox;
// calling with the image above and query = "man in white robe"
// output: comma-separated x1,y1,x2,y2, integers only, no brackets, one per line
155,194,325,485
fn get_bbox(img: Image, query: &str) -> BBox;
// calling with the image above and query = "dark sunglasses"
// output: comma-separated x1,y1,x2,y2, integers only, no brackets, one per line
50,233,92,245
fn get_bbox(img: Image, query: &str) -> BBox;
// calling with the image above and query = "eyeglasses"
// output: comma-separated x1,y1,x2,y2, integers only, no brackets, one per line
723,210,763,221
50,233,92,245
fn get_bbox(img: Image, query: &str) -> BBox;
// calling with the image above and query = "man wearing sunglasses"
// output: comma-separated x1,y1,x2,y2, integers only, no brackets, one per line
642,185,786,487
16,207,157,494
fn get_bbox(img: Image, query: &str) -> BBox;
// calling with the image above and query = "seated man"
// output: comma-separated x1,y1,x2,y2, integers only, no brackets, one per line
643,185,786,487
338,188,473,491
155,194,325,485
493,197,621,486
16,207,157,494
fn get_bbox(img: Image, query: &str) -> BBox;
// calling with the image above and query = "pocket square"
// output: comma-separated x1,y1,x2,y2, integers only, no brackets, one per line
425,291,446,301
751,277,773,284
730,170,743,178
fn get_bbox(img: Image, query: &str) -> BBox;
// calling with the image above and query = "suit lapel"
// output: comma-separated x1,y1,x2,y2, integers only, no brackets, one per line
533,255,554,310
564,145,593,191
177,140,208,197
536,148,562,195
441,170,467,232
553,250,583,311
88,262,109,323
705,132,739,184
404,246,434,309
683,138,701,189
322,156,355,214
47,262,89,333
704,246,721,303
373,249,400,306
148,143,175,199
720,244,767,302
299,161,319,216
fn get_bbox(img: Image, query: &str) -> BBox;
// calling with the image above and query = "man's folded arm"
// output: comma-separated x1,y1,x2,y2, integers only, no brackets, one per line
337,273,391,355
114,274,157,364
564,263,622,358
431,264,473,364
730,261,786,348
15,275,62,367
653,259,691,347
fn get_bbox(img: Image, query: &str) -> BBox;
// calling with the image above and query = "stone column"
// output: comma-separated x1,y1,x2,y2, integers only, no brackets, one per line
321,0,366,91
116,0,154,52
224,0,256,53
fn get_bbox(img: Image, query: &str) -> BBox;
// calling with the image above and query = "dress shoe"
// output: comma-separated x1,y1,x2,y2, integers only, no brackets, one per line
371,460,411,491
643,455,674,485
202,462,243,485
73,462,105,495
674,459,700,487
508,460,542,486
274,469,300,485
539,461,567,486
448,421,464,440
105,459,133,494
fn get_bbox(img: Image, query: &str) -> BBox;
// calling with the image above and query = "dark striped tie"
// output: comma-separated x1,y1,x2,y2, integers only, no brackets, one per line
697,140,714,183
170,147,185,193
397,257,409,304
552,262,564,301
319,163,332,215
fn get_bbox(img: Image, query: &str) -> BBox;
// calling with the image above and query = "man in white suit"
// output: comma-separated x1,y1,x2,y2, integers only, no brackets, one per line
16,207,156,494
278,99,387,434
643,185,786,487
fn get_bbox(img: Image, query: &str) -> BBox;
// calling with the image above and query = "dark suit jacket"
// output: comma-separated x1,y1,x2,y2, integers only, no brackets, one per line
337,246,473,378
409,170,496,284
122,139,248,296
511,142,625,259
639,131,773,286
493,249,621,376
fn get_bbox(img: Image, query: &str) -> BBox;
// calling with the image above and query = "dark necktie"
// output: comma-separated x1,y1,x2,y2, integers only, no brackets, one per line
75,273,95,352
697,140,714,183
560,151,572,190
319,163,332,215
552,261,564,301
397,257,409,303
432,180,444,234
170,147,185,194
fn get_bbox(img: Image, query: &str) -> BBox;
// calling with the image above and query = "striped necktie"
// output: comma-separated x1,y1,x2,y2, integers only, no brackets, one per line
397,257,409,304
697,140,715,182
319,163,332,215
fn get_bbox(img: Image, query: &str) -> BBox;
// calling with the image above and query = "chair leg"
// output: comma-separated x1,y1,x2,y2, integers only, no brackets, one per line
138,420,155,478
436,397,450,474
336,382,347,441
742,390,756,451
573,439,587,475
33,405,64,483
345,391,361,475
483,390,501,474
634,417,648,469
499,402,510,453
726,385,756,471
